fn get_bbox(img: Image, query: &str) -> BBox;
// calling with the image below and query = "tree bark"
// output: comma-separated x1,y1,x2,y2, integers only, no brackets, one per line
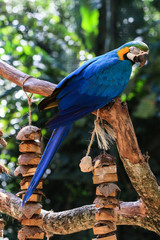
94,100,160,234
0,60,56,96
0,188,154,235
0,59,159,235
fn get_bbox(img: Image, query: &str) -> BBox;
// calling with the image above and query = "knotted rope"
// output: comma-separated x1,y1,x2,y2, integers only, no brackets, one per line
22,75,33,125
86,110,116,157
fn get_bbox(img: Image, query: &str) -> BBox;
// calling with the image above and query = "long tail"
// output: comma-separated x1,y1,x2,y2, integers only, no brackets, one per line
22,123,72,206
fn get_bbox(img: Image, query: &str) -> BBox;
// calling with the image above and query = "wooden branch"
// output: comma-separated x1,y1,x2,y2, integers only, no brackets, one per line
94,99,160,234
96,100,160,211
0,188,156,235
0,59,160,234
0,60,56,96
0,188,23,220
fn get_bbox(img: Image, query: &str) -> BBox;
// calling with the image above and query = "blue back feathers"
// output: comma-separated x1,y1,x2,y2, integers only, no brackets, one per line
22,42,134,206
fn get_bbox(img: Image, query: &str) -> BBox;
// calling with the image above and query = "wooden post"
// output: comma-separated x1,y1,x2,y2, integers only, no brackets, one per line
15,126,45,240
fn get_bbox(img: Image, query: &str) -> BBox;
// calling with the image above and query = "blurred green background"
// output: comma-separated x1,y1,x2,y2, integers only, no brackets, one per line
0,0,160,239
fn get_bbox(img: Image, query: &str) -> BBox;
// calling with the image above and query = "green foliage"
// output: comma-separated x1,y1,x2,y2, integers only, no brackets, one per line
134,93,157,118
0,0,160,239
80,5,99,48
80,6,99,34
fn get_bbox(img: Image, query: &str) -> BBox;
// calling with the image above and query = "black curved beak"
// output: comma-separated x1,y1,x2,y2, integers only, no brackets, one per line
133,54,148,67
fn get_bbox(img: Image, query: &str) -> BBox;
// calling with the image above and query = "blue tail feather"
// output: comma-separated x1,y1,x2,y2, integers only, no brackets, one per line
22,123,72,206
47,107,93,129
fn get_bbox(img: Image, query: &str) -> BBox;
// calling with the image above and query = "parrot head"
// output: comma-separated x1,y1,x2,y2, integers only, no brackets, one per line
118,41,149,67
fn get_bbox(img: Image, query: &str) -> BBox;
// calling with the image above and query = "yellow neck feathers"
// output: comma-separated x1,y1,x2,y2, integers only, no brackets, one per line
117,47,129,60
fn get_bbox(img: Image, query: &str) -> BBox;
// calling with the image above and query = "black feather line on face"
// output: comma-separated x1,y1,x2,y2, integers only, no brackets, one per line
124,53,134,65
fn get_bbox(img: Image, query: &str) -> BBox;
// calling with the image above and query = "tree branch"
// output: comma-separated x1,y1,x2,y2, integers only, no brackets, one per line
96,101,160,218
0,59,159,235
0,60,56,96
1,188,155,235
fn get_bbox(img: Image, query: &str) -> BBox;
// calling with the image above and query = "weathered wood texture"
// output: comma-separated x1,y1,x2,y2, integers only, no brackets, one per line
0,189,152,235
0,60,56,96
94,99,160,233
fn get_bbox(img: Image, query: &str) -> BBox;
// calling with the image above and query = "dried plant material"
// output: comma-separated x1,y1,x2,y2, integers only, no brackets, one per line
93,174,118,184
94,221,116,230
35,208,42,215
93,166,117,176
0,137,7,147
94,196,120,209
0,129,3,136
93,154,116,169
94,122,111,150
16,190,27,197
20,203,42,218
21,180,43,190
21,216,43,227
104,124,116,141
18,190,44,197
95,208,117,221
18,153,41,165
93,224,116,235
20,176,32,185
79,156,94,172
19,141,41,153
94,159,101,169
17,126,41,141
18,226,44,240
14,165,31,177
96,184,120,198
23,167,37,177
0,163,9,175
22,193,42,203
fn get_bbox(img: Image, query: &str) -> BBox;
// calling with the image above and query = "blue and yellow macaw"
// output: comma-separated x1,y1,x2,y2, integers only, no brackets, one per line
22,41,149,206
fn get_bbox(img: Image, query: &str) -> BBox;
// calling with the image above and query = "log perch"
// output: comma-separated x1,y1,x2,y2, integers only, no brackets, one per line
0,59,56,96
0,188,155,235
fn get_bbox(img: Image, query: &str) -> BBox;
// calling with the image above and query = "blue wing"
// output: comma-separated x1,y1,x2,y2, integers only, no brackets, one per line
46,57,132,129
